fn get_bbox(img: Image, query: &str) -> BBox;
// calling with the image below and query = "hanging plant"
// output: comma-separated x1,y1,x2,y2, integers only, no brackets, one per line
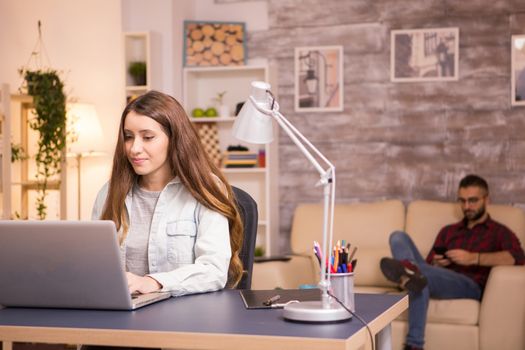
10,143,28,163
20,68,67,219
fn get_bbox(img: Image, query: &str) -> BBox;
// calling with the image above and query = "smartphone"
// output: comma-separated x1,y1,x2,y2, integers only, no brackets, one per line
433,246,447,255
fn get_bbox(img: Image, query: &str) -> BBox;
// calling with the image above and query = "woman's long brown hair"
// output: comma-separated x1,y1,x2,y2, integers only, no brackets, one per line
101,91,244,288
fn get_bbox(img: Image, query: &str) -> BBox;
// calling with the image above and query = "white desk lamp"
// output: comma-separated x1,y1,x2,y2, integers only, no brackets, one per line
232,81,350,322
67,103,105,219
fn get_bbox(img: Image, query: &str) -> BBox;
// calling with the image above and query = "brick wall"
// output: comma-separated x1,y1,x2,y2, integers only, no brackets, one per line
246,0,525,252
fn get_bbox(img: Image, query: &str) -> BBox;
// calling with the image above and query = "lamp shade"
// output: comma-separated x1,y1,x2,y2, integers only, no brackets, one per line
67,103,104,155
232,81,274,144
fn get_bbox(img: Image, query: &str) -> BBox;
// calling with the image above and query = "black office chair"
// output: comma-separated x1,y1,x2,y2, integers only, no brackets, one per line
232,186,258,290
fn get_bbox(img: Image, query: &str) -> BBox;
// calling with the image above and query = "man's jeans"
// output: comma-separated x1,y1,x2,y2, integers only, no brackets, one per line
389,231,482,348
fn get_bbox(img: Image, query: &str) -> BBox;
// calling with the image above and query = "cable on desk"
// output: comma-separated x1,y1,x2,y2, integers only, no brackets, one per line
328,291,375,350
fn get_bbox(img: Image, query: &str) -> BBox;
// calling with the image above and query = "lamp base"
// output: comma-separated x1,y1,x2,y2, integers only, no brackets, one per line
283,300,352,323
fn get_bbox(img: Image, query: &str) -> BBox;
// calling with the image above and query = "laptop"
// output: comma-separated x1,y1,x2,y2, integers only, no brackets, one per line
0,220,171,310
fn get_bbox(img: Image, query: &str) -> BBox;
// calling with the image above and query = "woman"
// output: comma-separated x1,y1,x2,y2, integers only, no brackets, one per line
92,90,244,296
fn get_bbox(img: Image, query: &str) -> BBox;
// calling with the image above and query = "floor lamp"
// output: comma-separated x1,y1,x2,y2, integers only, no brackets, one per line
67,103,104,220
232,81,350,322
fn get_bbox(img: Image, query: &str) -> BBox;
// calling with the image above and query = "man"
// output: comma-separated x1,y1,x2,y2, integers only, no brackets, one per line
380,174,525,350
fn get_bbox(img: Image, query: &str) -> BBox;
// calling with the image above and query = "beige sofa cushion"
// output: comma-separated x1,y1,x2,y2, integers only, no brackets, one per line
396,298,480,325
252,255,317,290
291,200,406,254
290,200,405,287
353,246,395,286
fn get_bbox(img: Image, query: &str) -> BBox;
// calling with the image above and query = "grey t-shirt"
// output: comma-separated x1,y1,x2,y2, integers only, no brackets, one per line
125,184,161,276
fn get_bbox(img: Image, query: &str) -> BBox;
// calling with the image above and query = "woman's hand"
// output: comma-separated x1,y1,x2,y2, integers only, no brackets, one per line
126,272,162,294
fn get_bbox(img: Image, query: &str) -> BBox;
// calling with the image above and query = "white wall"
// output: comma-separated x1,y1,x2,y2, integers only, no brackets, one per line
122,0,181,98
123,0,268,98
0,0,123,219
194,0,268,31
0,0,268,220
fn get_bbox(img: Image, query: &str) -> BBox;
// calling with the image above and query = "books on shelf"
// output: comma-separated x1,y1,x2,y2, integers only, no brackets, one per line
223,151,257,168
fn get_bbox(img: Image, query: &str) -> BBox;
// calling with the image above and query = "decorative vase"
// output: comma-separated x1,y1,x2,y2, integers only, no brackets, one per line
219,105,230,117
132,74,146,86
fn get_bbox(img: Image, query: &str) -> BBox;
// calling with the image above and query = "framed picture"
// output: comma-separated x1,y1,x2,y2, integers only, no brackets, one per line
295,46,344,112
183,20,246,67
511,35,525,106
391,27,459,82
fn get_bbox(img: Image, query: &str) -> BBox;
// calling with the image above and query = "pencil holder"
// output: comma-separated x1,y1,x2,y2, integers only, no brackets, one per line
330,272,355,312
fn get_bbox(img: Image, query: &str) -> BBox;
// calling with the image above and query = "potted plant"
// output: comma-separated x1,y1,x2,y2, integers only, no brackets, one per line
20,68,67,219
128,61,147,86
213,90,229,117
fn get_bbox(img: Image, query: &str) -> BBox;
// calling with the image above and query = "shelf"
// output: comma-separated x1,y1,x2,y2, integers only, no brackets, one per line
183,66,268,118
190,116,237,123
125,85,149,91
124,32,151,101
10,94,32,103
11,180,61,190
183,65,268,74
2,89,68,219
222,167,266,174
183,64,278,257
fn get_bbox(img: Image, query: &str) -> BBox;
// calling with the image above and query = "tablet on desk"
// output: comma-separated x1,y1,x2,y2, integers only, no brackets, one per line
240,289,321,309
254,255,292,263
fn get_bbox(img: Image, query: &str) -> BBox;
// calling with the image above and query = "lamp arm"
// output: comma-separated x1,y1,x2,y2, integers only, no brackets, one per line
269,109,337,308
271,111,333,180
247,95,336,305
242,84,349,319
273,110,334,177
248,96,334,179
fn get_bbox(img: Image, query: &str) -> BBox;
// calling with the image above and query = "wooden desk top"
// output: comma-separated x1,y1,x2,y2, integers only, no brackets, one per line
0,291,407,350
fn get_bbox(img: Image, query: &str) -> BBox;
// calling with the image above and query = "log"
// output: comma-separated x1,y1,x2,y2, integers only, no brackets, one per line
203,37,213,48
190,28,203,41
225,35,237,46
184,22,245,66
219,53,232,65
203,50,213,61
202,24,214,37
214,29,226,42
231,44,244,62
211,41,225,56
192,40,205,53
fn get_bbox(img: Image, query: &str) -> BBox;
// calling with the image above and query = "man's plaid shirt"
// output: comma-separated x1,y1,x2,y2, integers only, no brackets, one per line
426,215,525,289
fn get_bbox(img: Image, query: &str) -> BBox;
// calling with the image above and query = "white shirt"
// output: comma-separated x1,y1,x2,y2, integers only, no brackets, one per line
125,184,160,276
91,177,231,296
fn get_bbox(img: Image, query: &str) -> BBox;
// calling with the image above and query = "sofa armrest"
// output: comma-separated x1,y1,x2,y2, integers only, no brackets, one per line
252,255,318,290
479,266,525,350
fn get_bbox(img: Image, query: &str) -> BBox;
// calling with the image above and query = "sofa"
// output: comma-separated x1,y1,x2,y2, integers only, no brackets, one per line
252,200,525,350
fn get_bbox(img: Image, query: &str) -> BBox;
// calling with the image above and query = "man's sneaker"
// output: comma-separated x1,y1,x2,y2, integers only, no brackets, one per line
380,257,428,293
403,344,423,350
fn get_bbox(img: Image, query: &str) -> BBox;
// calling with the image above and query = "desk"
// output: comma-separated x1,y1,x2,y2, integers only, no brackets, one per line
0,291,407,350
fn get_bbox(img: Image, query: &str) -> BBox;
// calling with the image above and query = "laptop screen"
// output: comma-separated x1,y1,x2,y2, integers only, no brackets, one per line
0,220,137,310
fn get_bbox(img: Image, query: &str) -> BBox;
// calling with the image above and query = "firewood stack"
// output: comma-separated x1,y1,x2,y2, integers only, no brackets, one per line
185,22,245,66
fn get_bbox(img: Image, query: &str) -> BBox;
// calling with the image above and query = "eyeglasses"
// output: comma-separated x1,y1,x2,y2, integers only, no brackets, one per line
457,196,485,205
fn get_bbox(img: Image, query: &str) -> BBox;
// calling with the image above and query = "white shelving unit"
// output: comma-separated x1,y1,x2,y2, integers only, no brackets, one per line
0,84,67,220
0,84,12,219
124,32,151,103
183,65,278,256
